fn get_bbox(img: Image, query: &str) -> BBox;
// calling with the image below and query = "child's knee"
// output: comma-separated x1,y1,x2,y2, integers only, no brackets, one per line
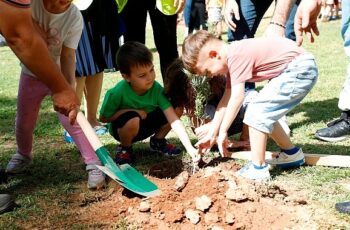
120,117,140,133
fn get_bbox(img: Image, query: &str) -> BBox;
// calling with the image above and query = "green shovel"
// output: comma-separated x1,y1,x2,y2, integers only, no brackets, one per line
77,112,160,197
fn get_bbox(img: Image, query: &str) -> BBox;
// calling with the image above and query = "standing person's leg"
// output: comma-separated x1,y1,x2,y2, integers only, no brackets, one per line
285,2,299,41
334,0,350,214
6,73,49,174
83,72,104,128
149,3,179,83
315,0,350,142
119,0,148,44
183,0,193,37
57,113,105,189
227,0,273,42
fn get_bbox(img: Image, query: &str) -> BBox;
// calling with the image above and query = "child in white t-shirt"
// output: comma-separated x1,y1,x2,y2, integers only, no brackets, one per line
6,0,105,189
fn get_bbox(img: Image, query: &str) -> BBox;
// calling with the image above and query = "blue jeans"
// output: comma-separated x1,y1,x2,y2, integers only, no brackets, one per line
227,0,298,42
338,0,350,111
244,54,318,133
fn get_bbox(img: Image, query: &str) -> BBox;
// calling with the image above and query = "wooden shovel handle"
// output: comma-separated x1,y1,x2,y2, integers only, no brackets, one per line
76,111,103,151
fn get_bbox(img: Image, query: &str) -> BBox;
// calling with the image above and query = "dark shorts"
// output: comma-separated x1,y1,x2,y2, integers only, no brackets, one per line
111,108,168,143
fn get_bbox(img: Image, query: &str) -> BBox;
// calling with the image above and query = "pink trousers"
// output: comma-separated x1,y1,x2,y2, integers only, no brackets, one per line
16,72,101,166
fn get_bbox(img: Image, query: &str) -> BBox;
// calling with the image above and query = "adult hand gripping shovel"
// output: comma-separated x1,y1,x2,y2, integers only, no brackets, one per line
76,112,160,197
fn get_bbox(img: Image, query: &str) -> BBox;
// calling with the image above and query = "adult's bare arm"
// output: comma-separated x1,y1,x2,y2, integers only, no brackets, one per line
294,0,321,46
0,2,79,124
263,0,296,38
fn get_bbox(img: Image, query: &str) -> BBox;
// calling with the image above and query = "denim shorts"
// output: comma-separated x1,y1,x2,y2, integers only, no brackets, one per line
243,53,318,134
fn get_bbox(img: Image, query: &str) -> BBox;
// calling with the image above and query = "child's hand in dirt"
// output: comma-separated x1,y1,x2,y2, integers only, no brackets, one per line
188,148,202,163
228,140,251,151
217,131,230,157
195,123,211,140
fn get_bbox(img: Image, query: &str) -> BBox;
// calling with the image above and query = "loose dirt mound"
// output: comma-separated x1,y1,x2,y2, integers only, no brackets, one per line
71,159,315,229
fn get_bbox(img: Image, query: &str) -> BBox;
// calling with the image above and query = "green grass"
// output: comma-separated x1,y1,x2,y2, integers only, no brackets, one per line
0,15,350,228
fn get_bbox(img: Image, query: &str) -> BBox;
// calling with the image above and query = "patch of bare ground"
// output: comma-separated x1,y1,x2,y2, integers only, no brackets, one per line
67,159,321,229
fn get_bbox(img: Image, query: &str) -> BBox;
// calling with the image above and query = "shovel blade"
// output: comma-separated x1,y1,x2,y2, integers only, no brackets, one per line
95,147,160,197
96,165,161,197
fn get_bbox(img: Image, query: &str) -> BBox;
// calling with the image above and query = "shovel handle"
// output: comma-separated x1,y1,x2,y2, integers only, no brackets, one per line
76,111,103,151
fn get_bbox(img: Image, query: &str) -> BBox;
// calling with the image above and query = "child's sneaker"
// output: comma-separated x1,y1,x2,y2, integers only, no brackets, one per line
93,125,108,136
266,148,305,169
236,162,270,181
6,153,32,174
63,130,74,144
149,136,181,156
115,146,134,165
86,164,105,189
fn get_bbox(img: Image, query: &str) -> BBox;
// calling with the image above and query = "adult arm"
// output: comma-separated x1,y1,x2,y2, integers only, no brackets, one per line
60,46,76,88
263,0,296,38
0,2,79,123
294,0,321,46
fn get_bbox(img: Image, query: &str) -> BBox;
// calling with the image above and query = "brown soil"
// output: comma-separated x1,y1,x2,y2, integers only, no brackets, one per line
68,158,319,229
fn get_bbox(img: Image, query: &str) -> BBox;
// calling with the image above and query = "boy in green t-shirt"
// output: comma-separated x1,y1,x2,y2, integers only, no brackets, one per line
100,41,201,164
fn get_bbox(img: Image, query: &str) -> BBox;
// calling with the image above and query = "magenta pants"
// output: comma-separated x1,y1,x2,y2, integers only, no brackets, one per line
16,72,101,166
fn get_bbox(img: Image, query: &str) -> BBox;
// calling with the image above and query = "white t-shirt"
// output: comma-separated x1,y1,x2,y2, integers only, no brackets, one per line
22,0,83,77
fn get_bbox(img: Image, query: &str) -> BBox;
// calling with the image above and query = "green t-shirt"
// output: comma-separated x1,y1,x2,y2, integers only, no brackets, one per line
100,80,172,133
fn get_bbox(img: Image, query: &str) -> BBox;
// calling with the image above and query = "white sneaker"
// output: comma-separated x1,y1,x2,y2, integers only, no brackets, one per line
266,148,305,169
86,164,105,189
236,162,271,181
6,153,32,174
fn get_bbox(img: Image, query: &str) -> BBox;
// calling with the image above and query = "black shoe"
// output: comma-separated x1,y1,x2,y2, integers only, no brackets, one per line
0,194,15,214
335,201,350,214
315,114,350,142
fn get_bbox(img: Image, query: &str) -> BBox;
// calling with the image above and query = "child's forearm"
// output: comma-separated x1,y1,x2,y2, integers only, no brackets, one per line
171,119,196,153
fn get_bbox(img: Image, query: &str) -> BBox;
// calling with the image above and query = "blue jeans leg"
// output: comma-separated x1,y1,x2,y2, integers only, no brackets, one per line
339,0,350,111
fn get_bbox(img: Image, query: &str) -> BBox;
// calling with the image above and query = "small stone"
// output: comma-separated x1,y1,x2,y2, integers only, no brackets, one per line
225,188,248,202
225,212,235,225
174,171,190,192
185,209,200,224
195,195,212,212
139,201,151,212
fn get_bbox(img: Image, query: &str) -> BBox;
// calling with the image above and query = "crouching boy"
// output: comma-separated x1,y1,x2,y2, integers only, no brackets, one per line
100,41,201,164
181,30,318,181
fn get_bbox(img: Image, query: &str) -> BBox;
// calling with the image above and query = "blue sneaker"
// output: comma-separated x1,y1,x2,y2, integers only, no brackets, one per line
63,130,74,144
236,162,270,181
150,136,181,156
266,148,305,169
94,125,108,136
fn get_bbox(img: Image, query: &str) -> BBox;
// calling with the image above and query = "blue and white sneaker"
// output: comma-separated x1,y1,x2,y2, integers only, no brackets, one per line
266,148,305,169
63,130,74,144
236,162,271,181
93,126,108,136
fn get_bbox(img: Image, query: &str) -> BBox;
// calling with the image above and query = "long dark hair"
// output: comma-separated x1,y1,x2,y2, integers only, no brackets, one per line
164,58,195,115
